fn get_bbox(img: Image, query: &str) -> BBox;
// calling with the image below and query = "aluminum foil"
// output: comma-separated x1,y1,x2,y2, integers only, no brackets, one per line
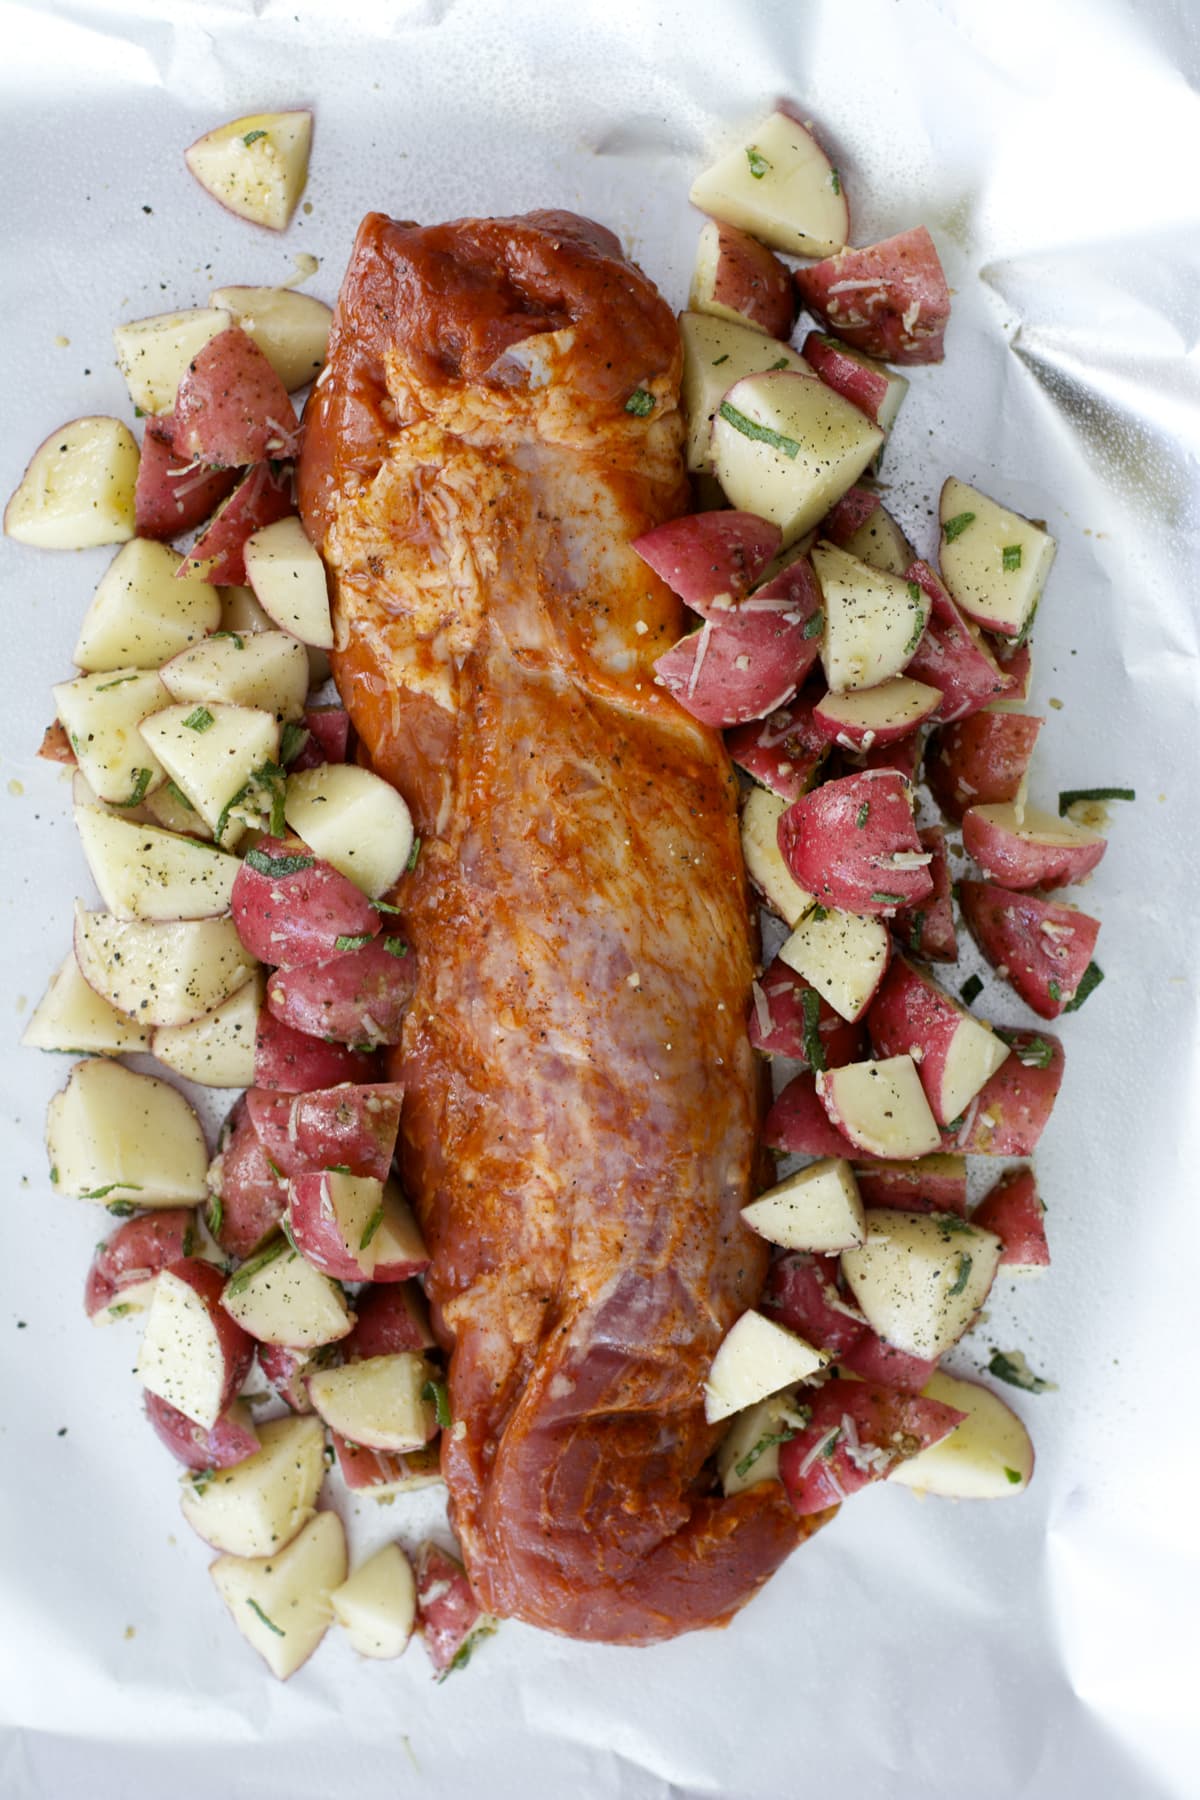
1,1,1198,1794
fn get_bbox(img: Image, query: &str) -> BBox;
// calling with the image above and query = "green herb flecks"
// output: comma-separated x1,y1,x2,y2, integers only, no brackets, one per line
211,630,245,650
94,674,139,692
437,1624,496,1682
935,1213,977,1237
1004,1466,1023,1485
942,511,976,543
1047,979,1061,1003
809,903,829,922
244,846,314,878
855,803,870,829
280,721,310,765
712,353,730,366
1064,961,1104,1012
734,1424,798,1480
1058,787,1134,815
624,388,655,417
988,1349,1055,1394
370,896,404,914
359,1206,384,1252
1001,544,1023,572
79,1182,142,1203
803,610,825,640
106,1302,135,1318
769,356,790,370
830,168,841,196
907,911,926,954
105,1200,138,1217
246,1598,285,1636
242,129,269,147
165,779,195,812
225,1237,288,1297
206,1194,224,1240
183,707,215,733
405,836,423,876
997,1028,1054,1069
718,401,800,459
869,891,904,906
190,1467,218,1498
746,146,771,179
383,937,410,958
422,1378,452,1430
948,1253,973,1297
1009,600,1039,651
960,973,983,1006
334,934,372,952
800,987,826,1072
114,768,154,808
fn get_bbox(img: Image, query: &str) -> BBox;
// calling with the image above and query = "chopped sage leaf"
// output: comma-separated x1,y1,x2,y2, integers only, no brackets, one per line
1004,1466,1023,1485
718,401,800,459
988,1349,1055,1394
869,891,904,905
359,1206,384,1251
907,910,926,953
1064,961,1104,1012
712,353,730,366
855,803,870,829
383,936,410,957
165,778,195,812
734,1424,798,1480
244,847,314,878
942,511,976,542
206,1194,224,1239
1058,787,1134,814
334,934,372,952
948,1253,973,1297
800,986,826,1072
280,721,310,765
745,146,771,178
624,388,655,417
830,168,841,195
242,129,268,147
183,707,214,733
422,1378,452,1430
114,768,153,808
1001,544,1022,572
803,610,824,639
405,836,423,875
94,674,138,692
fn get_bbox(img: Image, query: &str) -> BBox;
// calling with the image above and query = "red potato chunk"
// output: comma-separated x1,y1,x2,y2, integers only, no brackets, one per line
837,1333,939,1392
257,1341,322,1412
331,1431,440,1493
145,1391,260,1471
415,1542,492,1677
778,769,932,915
286,1171,380,1282
820,485,881,545
633,510,781,615
289,705,350,772
343,1283,435,1361
266,937,416,1046
867,954,1009,1127
39,720,76,764
812,677,941,751
779,1380,966,1514
748,954,865,1066
853,1156,967,1216
172,327,299,468
832,732,923,784
894,826,957,963
84,1208,197,1320
793,227,951,366
925,711,1043,825
800,332,908,431
959,880,1100,1019
971,1166,1050,1271
154,1257,256,1421
763,1071,857,1159
178,460,295,585
941,1029,1064,1155
962,804,1107,892
245,1082,404,1182
725,684,829,801
654,555,823,728
231,835,381,970
761,1251,867,1359
903,560,1010,723
135,415,237,540
690,219,797,339
207,1097,287,1260
254,1009,382,1094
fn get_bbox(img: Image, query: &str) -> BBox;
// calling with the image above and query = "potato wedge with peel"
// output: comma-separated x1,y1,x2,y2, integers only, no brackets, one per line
704,1311,827,1423
740,785,816,927
243,516,334,647
53,669,170,807
222,1242,354,1349
160,632,309,721
211,286,332,390
73,903,257,1028
5,417,138,549
210,1511,346,1682
151,970,262,1088
139,702,281,845
113,309,231,416
74,807,241,920
307,1353,439,1453
284,764,415,899
689,111,848,257
45,1058,208,1204
840,1210,1003,1360
181,1415,326,1556
22,954,151,1056
186,111,313,233
74,539,220,673
678,311,809,474
889,1370,1035,1497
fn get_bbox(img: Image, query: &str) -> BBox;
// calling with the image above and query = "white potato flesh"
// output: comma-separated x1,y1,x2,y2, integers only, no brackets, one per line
307,1354,438,1453
45,1058,208,1204
889,1370,1035,1498
779,907,890,1022
939,477,1056,638
71,769,139,820
812,542,930,694
210,286,332,390
371,1182,430,1273
210,1510,346,1682
297,1171,385,1273
284,764,415,899
186,111,313,234
220,580,331,688
713,373,882,546
143,778,213,839
137,1269,230,1427
705,1311,827,1423
139,703,281,845
742,1159,866,1254
181,1415,326,1556
222,1245,354,1349
817,1057,942,1159
160,632,309,721
817,677,941,743
841,1210,1002,1360
5,416,138,549
330,1543,417,1660
75,807,241,919
740,786,816,927
678,311,809,474
91,1274,159,1326
151,971,262,1089
968,802,1105,854
837,503,915,578
113,309,231,416
73,903,256,1028
74,539,221,672
243,517,333,648
22,954,151,1055
939,1014,1011,1124
717,1393,812,1497
689,111,849,257
53,669,170,806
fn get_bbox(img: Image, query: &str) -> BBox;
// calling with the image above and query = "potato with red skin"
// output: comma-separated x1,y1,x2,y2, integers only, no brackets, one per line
962,803,1107,891
761,1252,866,1359
153,1257,256,1423
172,327,298,468
285,1170,381,1282
959,880,1100,1019
894,826,957,963
84,1208,197,1321
837,1334,939,1392
778,769,933,915
725,686,829,801
245,1082,404,1182
331,1433,440,1494
145,1392,260,1470
135,415,237,540
289,705,350,771
254,1010,382,1094
208,1097,287,1260
763,1071,857,1159
779,1381,966,1514
819,488,915,577
178,461,295,584
231,835,381,970
903,560,1010,723
266,937,416,1046
793,227,951,366
812,676,941,750
415,1542,490,1676
925,712,1043,825
853,1155,967,1216
654,555,823,728
633,509,780,615
38,720,76,764
800,332,908,432
690,219,797,339
257,1341,321,1412
833,731,923,784
747,954,865,1066
941,1029,1064,1155
820,485,881,546
971,1166,1050,1271
867,955,1009,1127
343,1283,435,1360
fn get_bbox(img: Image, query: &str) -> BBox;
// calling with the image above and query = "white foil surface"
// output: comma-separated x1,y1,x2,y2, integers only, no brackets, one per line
1,2,1198,1795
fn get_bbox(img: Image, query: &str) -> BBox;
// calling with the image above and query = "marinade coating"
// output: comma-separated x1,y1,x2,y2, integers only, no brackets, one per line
300,211,830,1642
